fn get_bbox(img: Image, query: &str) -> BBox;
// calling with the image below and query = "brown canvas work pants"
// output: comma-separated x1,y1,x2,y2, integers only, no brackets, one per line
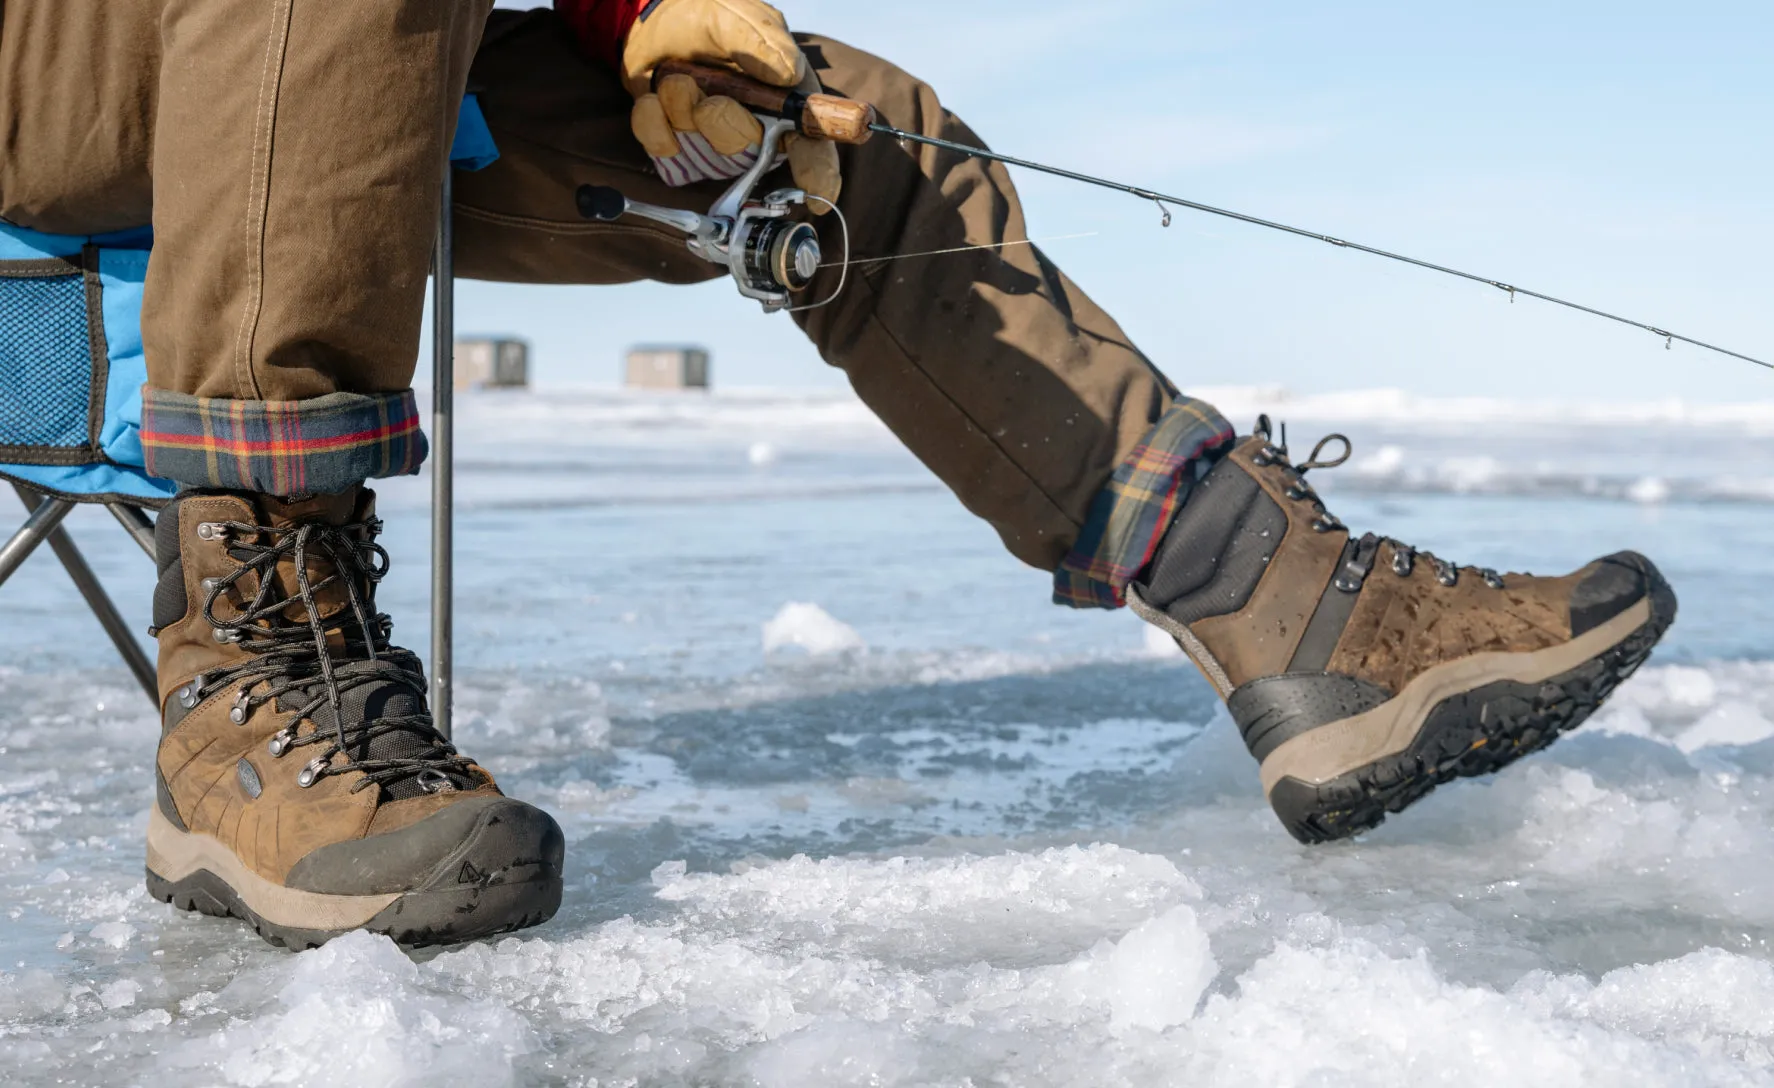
0,3,1232,603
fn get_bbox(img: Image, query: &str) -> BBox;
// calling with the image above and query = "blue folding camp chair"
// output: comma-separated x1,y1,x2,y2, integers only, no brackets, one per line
0,97,497,736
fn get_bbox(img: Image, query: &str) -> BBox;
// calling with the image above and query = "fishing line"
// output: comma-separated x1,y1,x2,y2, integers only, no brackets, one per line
821,232,1099,272
871,123,1770,372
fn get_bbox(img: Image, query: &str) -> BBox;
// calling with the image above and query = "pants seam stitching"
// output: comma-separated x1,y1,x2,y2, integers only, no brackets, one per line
230,0,295,402
454,201,684,240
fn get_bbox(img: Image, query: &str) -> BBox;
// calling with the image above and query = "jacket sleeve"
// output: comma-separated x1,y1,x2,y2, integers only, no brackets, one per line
554,0,655,73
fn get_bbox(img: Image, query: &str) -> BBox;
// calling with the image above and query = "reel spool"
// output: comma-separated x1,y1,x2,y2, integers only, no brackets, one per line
739,199,823,298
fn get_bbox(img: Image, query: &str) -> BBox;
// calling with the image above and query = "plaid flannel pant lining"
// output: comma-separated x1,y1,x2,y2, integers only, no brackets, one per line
139,386,1228,593
1053,397,1236,609
140,388,427,496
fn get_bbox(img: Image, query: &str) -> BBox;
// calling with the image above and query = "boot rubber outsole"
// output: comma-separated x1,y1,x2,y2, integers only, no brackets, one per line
1262,569,1676,844
144,807,562,949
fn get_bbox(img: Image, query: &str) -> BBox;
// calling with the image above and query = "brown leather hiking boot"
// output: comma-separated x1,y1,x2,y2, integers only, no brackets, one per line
1128,418,1677,843
145,487,563,948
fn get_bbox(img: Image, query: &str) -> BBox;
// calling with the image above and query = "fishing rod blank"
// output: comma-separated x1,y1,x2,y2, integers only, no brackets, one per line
870,123,1769,373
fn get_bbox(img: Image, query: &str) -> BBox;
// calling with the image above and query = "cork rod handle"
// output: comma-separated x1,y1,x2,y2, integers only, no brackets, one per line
652,59,877,145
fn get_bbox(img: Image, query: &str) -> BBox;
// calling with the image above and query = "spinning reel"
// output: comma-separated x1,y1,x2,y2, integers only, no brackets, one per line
575,62,876,314
576,117,829,313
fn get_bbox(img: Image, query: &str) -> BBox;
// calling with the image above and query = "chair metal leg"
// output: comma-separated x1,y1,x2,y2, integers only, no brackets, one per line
0,491,75,585
8,485,157,704
431,165,456,740
106,503,157,560
41,519,158,704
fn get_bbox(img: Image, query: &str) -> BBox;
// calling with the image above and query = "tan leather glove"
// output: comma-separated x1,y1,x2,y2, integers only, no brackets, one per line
624,0,841,210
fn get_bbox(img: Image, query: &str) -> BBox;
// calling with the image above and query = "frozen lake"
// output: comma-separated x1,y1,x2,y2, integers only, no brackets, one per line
4,385,1774,1085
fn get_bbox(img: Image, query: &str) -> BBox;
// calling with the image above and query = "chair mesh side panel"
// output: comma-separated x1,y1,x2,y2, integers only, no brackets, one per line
0,274,92,449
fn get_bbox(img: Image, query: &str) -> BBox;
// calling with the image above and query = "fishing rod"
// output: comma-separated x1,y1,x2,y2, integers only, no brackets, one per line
864,123,1769,372
578,61,1768,372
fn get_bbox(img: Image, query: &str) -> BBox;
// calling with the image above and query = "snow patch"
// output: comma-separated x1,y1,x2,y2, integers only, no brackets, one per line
1628,476,1672,504
89,921,135,949
162,931,532,1086
1676,702,1774,753
1179,935,1766,1086
96,979,140,1010
762,602,866,656
1072,905,1218,1031
1354,442,1407,476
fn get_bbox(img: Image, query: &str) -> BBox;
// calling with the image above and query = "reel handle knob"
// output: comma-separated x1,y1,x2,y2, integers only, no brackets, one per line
652,60,876,145
575,185,628,222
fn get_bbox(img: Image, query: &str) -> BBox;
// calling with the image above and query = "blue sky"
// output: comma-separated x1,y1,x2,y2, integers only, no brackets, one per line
456,0,1772,401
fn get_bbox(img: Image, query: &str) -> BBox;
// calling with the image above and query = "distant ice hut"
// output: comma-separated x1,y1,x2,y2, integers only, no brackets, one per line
454,338,529,389
625,346,710,391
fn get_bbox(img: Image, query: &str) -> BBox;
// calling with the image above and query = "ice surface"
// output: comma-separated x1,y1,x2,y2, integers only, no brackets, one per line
3,388,1774,1085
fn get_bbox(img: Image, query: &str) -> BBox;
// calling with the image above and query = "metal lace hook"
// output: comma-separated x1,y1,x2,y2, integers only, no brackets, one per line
1298,433,1353,472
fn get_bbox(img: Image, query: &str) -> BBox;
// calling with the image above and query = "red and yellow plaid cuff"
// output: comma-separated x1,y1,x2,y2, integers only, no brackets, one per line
140,388,426,496
1053,398,1234,609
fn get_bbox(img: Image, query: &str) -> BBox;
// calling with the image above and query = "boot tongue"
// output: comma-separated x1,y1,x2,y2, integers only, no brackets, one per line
261,489,363,527
251,488,375,628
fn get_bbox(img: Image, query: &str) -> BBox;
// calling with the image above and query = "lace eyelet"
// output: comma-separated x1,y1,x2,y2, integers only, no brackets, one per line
176,680,203,709
296,758,329,788
416,769,454,795
196,522,229,542
1392,552,1414,577
1482,570,1505,590
267,729,294,757
1285,484,1311,501
229,691,251,725
1436,568,1459,588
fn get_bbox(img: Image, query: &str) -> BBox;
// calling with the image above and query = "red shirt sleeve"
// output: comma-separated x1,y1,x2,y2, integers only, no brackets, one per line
555,0,657,72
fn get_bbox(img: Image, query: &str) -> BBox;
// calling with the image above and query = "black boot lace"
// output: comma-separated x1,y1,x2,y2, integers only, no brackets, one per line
1250,415,1507,593
189,514,476,795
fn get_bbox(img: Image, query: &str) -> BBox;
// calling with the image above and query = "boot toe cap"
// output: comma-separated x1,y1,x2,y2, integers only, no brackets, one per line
1570,551,1675,637
286,794,564,897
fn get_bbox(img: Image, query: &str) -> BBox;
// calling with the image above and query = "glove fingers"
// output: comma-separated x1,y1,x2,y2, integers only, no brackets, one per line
693,95,764,156
631,95,684,159
715,0,807,89
623,0,806,95
785,134,841,212
656,73,706,132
